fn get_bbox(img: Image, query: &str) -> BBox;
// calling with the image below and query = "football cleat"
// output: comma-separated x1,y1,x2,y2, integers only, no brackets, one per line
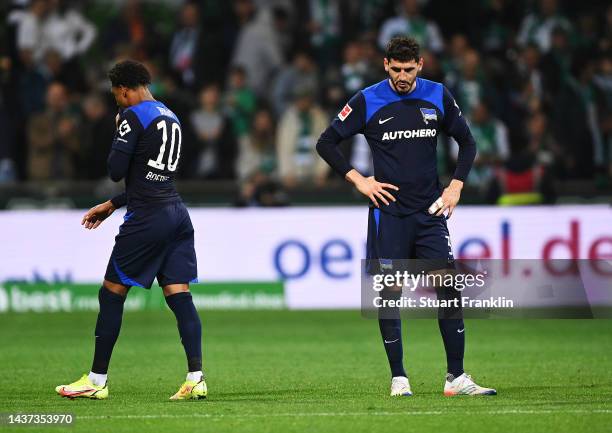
390,376,412,396
169,377,207,400
55,374,108,399
444,373,497,396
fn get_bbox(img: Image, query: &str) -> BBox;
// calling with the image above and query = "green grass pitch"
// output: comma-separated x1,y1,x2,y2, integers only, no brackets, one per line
1,310,611,433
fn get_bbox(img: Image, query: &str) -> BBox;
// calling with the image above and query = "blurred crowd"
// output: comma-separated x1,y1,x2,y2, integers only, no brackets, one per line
1,0,611,204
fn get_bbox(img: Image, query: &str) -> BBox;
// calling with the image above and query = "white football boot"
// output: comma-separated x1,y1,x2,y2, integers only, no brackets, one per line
390,376,412,396
444,373,497,396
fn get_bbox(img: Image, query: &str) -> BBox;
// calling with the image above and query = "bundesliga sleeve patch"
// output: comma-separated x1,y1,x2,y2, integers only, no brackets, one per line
338,103,353,121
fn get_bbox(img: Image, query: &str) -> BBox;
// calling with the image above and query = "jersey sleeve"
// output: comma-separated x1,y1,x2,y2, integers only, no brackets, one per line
110,191,127,208
330,92,366,139
441,86,477,182
440,86,465,135
111,109,143,155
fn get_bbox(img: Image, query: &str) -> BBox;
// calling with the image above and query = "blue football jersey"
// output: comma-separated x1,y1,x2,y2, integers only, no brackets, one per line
111,100,182,208
331,78,472,216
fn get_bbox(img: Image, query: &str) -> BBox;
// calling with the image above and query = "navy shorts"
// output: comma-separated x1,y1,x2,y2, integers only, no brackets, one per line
105,201,197,289
366,208,454,273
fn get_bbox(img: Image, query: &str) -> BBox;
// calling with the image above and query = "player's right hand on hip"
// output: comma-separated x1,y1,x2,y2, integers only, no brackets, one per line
355,175,399,208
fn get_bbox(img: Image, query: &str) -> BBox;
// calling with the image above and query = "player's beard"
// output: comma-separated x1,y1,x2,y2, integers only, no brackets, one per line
391,77,414,94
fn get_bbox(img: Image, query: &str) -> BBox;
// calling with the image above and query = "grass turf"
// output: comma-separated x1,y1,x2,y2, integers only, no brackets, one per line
0,310,611,433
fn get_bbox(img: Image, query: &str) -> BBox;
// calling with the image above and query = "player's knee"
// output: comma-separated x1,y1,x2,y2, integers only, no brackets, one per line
103,280,130,297
162,283,190,297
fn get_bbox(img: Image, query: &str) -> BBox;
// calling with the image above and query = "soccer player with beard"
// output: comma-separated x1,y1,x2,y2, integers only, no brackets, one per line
316,36,496,397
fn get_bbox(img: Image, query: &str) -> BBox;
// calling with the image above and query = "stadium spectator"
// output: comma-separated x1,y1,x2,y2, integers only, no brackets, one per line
169,1,200,88
15,0,48,64
223,65,257,140
526,110,562,176
603,5,612,51
236,106,277,181
540,25,573,98
471,0,520,56
188,84,237,179
140,60,169,100
516,44,544,103
378,0,444,54
0,81,16,183
224,0,257,60
575,12,600,53
461,101,509,186
340,41,370,96
15,0,94,99
305,0,342,73
40,0,96,63
452,49,490,119
271,51,318,117
420,49,444,83
233,0,256,27
352,0,393,35
27,82,80,180
41,49,88,94
593,53,612,176
17,48,47,117
231,6,284,97
79,93,115,180
517,0,573,53
276,86,329,187
361,34,386,80
508,44,544,131
235,106,286,207
101,0,161,60
442,34,470,90
550,56,601,179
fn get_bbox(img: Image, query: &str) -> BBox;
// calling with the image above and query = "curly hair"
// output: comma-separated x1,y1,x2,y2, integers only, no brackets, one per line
385,36,421,62
108,60,151,88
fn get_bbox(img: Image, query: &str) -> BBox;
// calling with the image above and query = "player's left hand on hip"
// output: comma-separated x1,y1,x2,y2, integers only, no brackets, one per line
429,180,462,219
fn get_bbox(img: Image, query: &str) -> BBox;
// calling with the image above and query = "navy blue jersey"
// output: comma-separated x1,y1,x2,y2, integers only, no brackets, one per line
331,78,474,216
111,100,182,208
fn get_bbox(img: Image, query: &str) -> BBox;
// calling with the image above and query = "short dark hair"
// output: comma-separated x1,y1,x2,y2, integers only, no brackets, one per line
108,60,151,89
385,36,420,63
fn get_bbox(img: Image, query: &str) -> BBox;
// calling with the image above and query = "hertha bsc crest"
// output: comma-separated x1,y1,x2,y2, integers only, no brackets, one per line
420,108,437,124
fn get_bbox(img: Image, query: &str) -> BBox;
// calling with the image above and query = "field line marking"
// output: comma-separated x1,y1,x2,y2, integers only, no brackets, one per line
79,409,612,420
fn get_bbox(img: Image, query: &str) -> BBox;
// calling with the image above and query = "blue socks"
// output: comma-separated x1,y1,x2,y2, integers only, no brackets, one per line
378,318,407,377
438,319,465,378
90,288,204,375
91,286,126,374
378,293,465,379
165,292,202,372
379,317,465,379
